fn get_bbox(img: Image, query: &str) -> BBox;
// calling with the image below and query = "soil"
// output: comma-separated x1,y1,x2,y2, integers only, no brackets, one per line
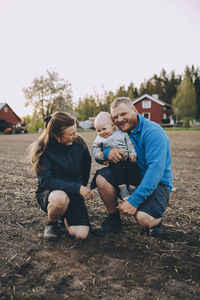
0,130,200,300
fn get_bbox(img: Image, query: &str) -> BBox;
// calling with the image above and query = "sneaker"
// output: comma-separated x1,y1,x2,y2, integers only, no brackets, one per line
119,187,130,201
92,212,122,237
146,222,165,238
44,221,58,240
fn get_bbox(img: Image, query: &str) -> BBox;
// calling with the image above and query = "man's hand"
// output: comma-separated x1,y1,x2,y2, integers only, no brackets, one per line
129,155,137,163
108,148,126,163
117,201,137,215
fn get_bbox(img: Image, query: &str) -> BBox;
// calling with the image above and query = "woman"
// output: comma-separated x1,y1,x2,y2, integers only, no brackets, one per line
30,111,92,240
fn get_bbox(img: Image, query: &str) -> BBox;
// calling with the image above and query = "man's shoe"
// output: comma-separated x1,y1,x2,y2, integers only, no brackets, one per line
92,212,122,237
44,222,58,240
146,222,165,238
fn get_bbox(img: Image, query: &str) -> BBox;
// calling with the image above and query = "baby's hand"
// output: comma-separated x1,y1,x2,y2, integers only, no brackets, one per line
129,155,137,163
100,151,104,159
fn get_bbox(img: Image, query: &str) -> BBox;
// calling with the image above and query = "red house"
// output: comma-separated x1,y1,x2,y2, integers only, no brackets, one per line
132,94,174,125
0,103,21,132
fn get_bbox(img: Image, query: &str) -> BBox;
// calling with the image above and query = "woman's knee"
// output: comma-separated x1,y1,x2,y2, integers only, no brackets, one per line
47,190,70,221
48,190,69,210
68,226,89,240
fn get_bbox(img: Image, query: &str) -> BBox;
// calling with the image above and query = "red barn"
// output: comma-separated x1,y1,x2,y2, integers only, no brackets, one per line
0,103,21,132
132,94,174,125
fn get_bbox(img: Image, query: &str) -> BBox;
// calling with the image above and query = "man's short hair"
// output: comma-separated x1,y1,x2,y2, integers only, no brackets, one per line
111,97,134,110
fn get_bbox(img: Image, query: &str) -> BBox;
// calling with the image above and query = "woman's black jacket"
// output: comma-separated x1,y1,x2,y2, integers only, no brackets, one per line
36,136,91,197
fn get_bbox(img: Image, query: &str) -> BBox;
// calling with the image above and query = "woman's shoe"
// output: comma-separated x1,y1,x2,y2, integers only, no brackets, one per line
44,221,58,240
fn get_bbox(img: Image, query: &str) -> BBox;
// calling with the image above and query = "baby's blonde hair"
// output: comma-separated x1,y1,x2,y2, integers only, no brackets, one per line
94,111,113,128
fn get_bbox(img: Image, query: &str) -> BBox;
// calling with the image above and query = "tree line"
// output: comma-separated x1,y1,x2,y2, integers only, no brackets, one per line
23,65,200,131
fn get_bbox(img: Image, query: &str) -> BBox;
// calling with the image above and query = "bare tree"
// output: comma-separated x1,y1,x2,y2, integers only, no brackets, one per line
23,70,73,120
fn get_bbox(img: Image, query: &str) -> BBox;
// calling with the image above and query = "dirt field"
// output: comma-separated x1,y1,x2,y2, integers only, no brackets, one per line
0,130,200,300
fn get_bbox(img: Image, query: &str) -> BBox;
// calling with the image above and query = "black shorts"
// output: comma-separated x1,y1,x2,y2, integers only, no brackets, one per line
91,166,141,190
109,160,141,186
37,190,90,227
138,183,169,219
91,166,169,219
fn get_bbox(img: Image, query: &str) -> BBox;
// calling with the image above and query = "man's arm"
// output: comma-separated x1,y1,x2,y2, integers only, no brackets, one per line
102,147,126,163
128,129,169,209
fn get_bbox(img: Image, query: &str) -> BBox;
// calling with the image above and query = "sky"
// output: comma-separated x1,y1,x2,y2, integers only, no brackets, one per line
0,0,200,117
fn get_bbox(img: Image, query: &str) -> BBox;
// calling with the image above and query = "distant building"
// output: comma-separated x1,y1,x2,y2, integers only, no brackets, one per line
79,120,93,130
133,94,174,125
0,103,21,132
79,117,95,130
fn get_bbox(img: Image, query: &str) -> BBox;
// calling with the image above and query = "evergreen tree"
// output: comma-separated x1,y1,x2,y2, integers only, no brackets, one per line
127,82,138,99
138,78,155,97
184,65,200,120
75,96,96,120
164,71,181,104
139,81,147,96
138,69,181,104
98,91,115,113
115,85,128,98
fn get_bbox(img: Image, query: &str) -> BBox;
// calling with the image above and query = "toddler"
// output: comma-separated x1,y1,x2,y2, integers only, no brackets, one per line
92,112,140,200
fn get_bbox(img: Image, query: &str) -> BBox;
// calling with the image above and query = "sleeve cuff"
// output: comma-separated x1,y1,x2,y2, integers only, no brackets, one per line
102,147,112,160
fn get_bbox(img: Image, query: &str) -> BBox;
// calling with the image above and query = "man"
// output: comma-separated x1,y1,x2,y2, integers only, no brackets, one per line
92,97,173,237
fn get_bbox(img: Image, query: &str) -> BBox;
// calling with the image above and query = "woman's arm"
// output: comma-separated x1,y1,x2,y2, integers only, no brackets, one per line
38,153,81,194
81,146,92,186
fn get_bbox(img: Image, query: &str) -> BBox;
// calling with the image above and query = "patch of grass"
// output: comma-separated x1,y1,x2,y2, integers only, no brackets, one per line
164,127,200,131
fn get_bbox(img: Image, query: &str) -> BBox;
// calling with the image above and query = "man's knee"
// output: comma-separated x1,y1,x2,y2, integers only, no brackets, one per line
96,175,107,189
96,175,115,193
136,211,161,228
68,226,89,240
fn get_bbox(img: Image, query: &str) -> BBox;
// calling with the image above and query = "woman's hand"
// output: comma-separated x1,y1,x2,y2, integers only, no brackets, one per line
80,185,93,200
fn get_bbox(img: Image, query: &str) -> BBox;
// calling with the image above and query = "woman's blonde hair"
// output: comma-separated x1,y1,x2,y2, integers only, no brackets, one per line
29,111,80,174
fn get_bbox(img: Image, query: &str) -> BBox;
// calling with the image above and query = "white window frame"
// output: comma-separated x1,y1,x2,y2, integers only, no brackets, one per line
4,107,8,112
142,100,151,108
142,112,151,120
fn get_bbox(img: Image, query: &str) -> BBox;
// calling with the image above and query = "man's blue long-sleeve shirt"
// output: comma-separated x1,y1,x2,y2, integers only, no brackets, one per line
102,114,173,208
